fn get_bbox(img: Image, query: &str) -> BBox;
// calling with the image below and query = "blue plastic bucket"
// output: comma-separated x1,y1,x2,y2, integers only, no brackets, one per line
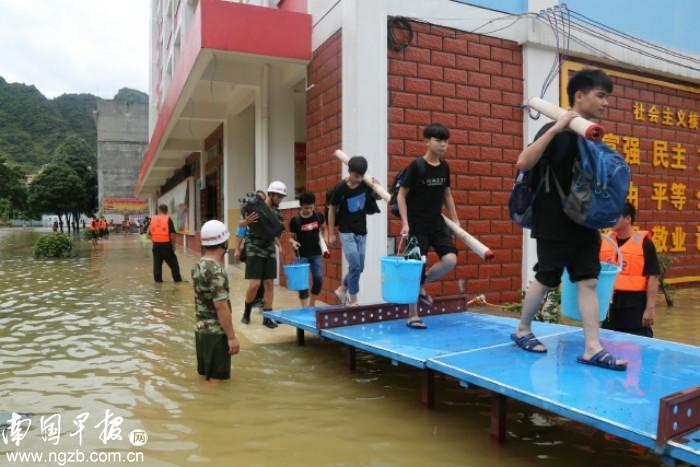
283,263,310,291
380,256,424,304
560,236,622,322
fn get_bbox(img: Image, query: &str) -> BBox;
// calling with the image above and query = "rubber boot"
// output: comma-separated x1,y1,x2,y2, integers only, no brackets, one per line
262,317,278,329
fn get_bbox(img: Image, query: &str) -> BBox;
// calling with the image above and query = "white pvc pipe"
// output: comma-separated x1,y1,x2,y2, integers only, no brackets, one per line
334,150,494,261
319,234,330,258
527,97,604,141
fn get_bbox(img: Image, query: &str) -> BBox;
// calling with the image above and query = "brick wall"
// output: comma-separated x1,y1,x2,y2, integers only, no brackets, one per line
306,30,342,304
565,61,700,281
277,206,298,288
387,21,524,304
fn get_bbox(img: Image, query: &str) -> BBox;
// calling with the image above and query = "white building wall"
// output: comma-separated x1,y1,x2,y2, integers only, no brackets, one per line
341,0,389,303
268,65,297,195
225,105,256,229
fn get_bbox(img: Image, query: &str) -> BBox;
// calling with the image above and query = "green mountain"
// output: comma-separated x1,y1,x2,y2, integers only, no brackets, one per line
0,77,147,172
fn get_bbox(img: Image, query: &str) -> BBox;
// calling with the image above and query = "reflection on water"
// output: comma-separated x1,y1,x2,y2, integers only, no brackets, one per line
1,228,697,466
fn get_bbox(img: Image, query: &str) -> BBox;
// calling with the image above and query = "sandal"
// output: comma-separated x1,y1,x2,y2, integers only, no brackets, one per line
511,332,547,353
577,349,627,371
418,291,433,306
406,318,427,329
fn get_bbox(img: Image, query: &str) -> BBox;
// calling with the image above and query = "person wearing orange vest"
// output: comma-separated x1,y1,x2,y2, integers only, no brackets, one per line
599,202,660,337
97,217,107,238
90,216,99,246
148,204,183,283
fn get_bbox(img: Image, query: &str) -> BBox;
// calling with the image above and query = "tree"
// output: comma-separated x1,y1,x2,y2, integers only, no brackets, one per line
0,152,28,221
29,163,83,232
0,76,97,171
113,87,148,104
53,135,98,230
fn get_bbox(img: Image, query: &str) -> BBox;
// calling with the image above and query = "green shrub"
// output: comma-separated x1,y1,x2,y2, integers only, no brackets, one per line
33,233,73,258
503,285,561,323
81,228,93,241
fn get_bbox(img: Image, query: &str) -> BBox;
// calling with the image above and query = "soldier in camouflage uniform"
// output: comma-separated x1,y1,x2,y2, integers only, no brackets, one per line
241,181,287,328
193,220,240,381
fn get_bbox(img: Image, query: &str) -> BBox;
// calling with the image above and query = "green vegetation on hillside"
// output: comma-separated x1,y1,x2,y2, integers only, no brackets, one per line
0,77,148,172
0,77,148,227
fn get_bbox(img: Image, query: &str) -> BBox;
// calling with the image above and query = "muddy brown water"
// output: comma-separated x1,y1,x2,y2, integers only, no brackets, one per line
1,228,697,466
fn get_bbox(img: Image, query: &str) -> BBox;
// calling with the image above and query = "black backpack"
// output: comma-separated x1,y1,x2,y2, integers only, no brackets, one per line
389,157,426,217
508,163,551,229
240,194,284,241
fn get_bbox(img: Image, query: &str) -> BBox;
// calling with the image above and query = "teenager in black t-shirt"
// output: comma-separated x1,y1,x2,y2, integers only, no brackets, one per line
512,69,627,371
289,192,326,308
327,156,381,306
601,203,660,337
397,123,459,329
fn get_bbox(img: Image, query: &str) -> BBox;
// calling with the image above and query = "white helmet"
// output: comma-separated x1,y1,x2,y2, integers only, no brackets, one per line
267,181,287,197
200,220,230,246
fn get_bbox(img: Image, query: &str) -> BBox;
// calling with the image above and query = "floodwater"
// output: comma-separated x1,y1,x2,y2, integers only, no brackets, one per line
1,228,698,467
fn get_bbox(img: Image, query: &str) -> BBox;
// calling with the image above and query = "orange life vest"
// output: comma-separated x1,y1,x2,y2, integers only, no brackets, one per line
91,220,98,231
149,214,171,243
99,220,107,230
599,230,651,292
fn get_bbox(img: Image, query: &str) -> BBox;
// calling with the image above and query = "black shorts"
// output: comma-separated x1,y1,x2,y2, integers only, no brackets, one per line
534,237,601,288
245,255,277,280
602,294,653,337
414,225,458,258
195,332,231,380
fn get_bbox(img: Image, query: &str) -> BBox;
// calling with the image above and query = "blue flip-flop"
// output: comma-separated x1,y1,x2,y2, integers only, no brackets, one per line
577,349,627,371
511,332,547,353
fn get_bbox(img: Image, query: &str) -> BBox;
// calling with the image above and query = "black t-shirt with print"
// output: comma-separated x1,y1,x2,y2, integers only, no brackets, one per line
530,122,599,245
289,212,325,258
329,181,374,235
401,157,450,234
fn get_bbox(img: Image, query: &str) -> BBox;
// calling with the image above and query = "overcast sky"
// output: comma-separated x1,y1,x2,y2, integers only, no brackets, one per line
0,0,150,99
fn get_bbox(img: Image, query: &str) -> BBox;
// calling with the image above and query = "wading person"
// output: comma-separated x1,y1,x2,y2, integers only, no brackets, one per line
241,181,286,328
148,204,182,283
193,220,240,381
327,156,381,306
600,202,660,337
233,190,266,310
90,216,99,246
396,123,459,329
289,191,326,308
512,69,627,371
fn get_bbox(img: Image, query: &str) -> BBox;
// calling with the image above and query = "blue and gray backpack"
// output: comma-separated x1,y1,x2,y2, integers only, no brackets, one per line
509,137,630,230
552,137,631,229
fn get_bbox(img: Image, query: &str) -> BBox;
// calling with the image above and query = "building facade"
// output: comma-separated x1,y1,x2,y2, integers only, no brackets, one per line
137,0,700,304
96,100,149,220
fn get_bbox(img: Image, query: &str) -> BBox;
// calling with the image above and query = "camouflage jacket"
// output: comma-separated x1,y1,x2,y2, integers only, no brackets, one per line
191,257,229,334
246,207,283,259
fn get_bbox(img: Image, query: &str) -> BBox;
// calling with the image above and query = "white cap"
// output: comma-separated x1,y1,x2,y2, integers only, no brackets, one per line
200,220,230,246
267,181,287,197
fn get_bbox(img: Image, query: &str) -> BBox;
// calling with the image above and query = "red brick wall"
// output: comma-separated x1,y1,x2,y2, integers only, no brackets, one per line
306,30,342,304
387,21,524,304
278,206,298,288
563,61,700,282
